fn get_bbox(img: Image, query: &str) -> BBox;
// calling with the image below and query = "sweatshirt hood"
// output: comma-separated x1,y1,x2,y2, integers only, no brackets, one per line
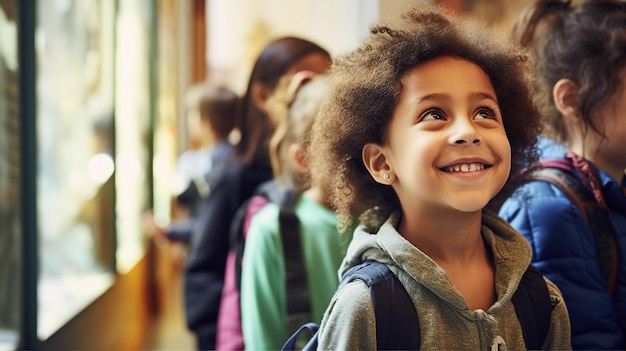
339,209,533,312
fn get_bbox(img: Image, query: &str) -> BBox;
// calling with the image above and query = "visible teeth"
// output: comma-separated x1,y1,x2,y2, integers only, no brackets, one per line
446,163,484,173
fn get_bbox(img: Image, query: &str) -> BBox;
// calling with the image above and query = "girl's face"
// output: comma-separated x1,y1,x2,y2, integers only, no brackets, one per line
586,66,626,183
380,56,511,214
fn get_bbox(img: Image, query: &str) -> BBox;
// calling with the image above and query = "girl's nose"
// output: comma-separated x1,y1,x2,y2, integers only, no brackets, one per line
449,119,482,145
454,137,481,145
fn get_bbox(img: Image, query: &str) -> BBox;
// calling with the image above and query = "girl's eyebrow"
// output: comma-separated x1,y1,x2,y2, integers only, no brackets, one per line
470,91,499,104
416,93,449,104
414,91,498,105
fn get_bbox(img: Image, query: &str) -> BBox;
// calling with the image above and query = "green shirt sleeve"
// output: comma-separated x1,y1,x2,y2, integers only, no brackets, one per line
241,203,288,350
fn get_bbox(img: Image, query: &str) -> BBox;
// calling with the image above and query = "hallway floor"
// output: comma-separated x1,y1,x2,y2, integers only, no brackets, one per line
141,246,196,350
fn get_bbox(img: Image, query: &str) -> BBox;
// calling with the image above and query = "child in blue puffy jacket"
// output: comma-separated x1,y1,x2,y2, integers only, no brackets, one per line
499,1,626,349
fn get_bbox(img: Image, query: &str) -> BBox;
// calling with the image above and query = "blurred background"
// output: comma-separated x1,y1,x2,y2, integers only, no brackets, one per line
0,0,527,349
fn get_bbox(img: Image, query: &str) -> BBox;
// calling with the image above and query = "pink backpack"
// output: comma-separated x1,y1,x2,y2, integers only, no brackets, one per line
216,195,269,350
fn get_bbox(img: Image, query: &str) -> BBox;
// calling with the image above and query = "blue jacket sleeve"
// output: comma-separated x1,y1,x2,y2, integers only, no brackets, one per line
499,181,623,350
166,219,194,243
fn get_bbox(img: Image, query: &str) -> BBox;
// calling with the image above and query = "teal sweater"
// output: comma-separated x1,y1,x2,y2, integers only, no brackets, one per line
317,210,572,350
240,193,350,350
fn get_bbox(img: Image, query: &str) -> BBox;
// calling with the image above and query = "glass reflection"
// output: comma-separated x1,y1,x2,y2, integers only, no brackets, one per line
114,0,151,273
36,0,115,339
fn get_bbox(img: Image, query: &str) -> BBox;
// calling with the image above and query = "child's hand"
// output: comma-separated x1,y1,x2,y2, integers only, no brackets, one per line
142,210,169,247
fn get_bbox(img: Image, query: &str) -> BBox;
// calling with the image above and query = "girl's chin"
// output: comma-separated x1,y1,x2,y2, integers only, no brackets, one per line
449,199,494,214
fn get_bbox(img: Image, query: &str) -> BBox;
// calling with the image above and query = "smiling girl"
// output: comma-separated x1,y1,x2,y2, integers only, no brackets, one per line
308,5,571,350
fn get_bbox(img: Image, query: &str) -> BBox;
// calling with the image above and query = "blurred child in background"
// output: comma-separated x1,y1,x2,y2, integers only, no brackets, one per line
144,84,238,246
239,72,350,350
186,37,331,350
499,1,626,349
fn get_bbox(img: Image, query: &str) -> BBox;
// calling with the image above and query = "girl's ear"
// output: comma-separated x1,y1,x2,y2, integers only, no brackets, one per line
362,143,394,184
289,143,308,173
553,79,581,122
251,82,272,112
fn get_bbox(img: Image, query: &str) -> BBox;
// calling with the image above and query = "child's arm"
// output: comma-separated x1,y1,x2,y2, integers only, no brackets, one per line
165,219,193,243
317,279,377,350
240,204,287,350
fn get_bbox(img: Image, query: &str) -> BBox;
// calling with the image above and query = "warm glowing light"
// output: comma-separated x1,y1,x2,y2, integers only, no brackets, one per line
87,153,115,185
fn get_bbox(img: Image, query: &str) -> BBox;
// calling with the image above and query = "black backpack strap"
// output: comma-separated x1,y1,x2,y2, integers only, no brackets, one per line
341,260,420,350
230,197,252,291
529,166,594,221
281,322,319,351
587,203,619,296
279,201,313,331
530,165,618,295
512,265,552,350
230,179,292,291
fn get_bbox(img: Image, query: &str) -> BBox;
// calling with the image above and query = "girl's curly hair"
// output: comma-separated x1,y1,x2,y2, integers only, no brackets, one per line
309,6,541,232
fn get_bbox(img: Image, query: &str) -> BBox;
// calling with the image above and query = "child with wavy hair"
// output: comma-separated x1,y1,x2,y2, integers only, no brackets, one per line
308,5,571,350
499,1,626,349
239,72,349,350
188,37,330,350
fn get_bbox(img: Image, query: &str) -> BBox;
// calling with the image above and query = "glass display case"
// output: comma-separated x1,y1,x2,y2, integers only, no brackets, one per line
34,0,152,339
35,0,116,338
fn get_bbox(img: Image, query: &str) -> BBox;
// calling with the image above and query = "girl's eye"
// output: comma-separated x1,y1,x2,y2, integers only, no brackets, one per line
475,105,498,120
419,108,446,122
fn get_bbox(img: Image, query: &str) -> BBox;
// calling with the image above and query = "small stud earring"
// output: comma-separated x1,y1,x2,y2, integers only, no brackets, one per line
383,173,390,181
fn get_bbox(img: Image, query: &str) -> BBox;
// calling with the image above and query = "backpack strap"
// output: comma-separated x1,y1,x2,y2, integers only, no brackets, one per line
530,161,618,295
279,201,313,332
512,265,552,350
230,180,293,291
587,203,619,296
529,166,593,221
281,322,319,351
341,260,420,350
281,260,419,351
230,197,252,291
282,260,553,351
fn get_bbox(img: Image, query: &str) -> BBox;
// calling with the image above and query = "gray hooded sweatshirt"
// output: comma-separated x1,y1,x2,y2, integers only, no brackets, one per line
317,210,571,350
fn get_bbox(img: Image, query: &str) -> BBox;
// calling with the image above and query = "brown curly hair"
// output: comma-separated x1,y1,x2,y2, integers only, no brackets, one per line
309,6,541,232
